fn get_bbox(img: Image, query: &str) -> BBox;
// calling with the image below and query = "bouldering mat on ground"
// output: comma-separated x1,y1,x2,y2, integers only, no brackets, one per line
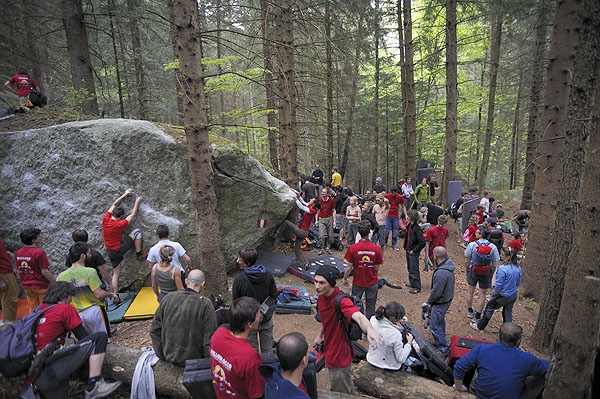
0,298,30,320
275,284,312,315
257,250,293,277
123,286,159,320
287,254,346,282
106,292,135,323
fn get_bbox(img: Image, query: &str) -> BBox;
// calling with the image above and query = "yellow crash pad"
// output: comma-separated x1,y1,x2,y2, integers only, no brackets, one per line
123,286,159,320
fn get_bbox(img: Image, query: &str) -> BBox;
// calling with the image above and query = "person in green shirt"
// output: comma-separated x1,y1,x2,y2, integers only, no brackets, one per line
57,243,118,335
413,178,430,209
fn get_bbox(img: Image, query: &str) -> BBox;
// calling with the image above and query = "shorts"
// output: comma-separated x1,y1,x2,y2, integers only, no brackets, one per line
466,268,492,289
79,305,108,335
106,235,134,267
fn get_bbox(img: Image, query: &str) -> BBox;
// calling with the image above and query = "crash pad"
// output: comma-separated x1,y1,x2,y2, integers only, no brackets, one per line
275,284,312,315
123,286,159,320
288,254,346,283
106,292,135,323
256,250,293,277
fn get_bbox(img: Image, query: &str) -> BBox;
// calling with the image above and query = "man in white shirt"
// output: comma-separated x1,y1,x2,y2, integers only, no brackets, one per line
147,224,191,285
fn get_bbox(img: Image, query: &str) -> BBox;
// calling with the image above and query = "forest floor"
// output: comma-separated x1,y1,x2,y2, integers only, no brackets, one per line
3,110,544,397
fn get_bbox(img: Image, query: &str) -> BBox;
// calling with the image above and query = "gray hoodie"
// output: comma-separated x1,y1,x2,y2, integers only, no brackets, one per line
427,258,455,305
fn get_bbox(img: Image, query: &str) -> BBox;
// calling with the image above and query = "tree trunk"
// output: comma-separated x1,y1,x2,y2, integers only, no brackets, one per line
544,39,600,397
273,0,298,187
355,362,473,398
532,0,599,355
261,0,279,172
172,0,228,295
442,0,457,205
509,73,523,190
340,11,364,179
477,16,502,190
372,0,381,184
127,0,148,120
402,0,417,180
325,1,335,178
108,0,125,118
62,0,99,115
26,0,50,97
521,10,550,210
522,0,583,299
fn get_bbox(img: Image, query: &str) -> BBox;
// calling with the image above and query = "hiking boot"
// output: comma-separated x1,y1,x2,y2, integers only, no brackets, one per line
85,378,122,399
470,321,483,332
136,251,148,261
467,309,475,319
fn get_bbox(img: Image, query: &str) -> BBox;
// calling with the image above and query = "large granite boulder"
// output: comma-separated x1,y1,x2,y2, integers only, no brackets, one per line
0,119,294,291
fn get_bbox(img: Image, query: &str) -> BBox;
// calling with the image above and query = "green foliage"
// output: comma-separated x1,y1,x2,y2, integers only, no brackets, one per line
63,87,97,108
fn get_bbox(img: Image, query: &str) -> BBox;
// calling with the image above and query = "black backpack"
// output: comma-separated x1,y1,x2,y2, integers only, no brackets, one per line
0,305,55,377
488,229,503,253
29,88,47,108
334,293,364,342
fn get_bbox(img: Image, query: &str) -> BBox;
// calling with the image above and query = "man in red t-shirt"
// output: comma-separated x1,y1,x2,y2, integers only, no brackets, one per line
4,67,39,107
210,296,264,399
508,232,526,261
425,215,450,270
317,188,336,254
101,188,144,294
383,187,407,251
32,282,121,399
15,228,55,310
0,236,18,321
342,221,383,320
313,265,381,394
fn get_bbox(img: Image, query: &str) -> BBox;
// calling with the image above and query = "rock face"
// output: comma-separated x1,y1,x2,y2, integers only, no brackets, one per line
0,119,294,291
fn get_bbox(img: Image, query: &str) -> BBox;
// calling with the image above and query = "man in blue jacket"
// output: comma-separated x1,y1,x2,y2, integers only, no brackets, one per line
260,332,311,399
426,246,455,357
453,322,549,398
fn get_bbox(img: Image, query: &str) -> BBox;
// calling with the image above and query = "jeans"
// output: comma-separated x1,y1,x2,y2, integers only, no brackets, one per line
248,316,274,353
347,223,359,245
371,224,386,247
352,283,378,320
476,292,518,330
385,216,399,246
429,302,451,353
405,251,421,291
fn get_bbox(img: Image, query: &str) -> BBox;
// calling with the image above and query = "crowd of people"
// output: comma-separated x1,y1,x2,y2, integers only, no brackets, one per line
0,171,545,398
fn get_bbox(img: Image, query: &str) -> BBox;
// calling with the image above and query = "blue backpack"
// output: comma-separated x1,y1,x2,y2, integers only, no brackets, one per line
0,304,55,377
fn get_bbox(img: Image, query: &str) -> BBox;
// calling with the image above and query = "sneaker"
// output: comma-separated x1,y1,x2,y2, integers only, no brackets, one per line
392,245,400,251
318,250,324,255
85,378,122,399
136,251,148,261
325,248,332,254
470,321,482,332
467,309,475,319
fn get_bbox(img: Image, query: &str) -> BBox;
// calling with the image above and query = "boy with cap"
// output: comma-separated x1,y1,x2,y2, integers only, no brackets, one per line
313,265,381,394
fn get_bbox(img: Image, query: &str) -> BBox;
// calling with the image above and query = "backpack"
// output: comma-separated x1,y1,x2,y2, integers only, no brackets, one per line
28,89,47,108
488,229,503,253
334,293,364,342
0,304,55,377
472,242,493,276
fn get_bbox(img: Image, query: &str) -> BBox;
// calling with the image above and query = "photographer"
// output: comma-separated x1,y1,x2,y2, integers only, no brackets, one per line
425,246,455,358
